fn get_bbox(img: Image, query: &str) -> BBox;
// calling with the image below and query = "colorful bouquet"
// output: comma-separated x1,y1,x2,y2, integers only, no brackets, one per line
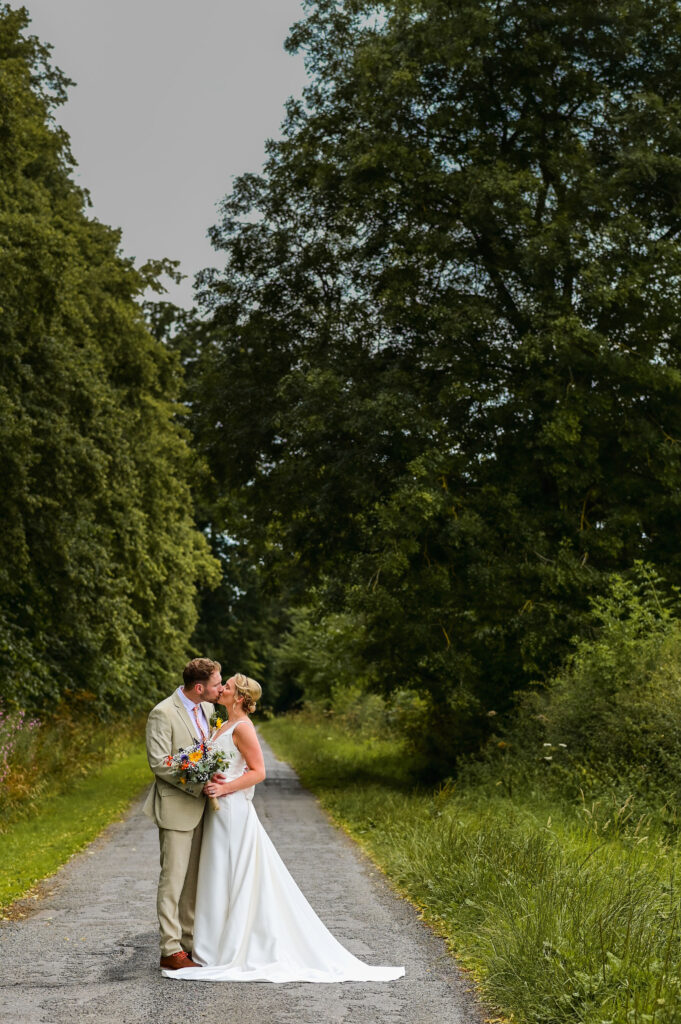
165,740,232,811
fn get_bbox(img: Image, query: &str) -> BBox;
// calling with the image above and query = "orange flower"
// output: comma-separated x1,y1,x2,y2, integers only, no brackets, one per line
188,751,202,763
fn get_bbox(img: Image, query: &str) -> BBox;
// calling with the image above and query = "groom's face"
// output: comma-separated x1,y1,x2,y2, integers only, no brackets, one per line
198,669,224,704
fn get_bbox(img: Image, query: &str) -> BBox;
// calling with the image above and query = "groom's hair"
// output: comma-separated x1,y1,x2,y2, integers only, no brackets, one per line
183,657,221,689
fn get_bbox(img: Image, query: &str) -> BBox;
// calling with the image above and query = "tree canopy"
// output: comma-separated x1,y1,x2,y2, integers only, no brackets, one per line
183,0,681,768
0,5,218,713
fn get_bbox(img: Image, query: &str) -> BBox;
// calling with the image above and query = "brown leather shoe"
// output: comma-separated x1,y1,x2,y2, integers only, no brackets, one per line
160,950,200,970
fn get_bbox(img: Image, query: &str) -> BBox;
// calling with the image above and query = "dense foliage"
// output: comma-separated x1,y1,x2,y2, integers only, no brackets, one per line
183,0,681,769
491,565,681,801
261,565,681,1022
262,710,681,1024
0,6,218,713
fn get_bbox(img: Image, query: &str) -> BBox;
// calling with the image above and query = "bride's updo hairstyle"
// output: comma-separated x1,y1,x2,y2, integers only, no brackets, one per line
233,673,262,715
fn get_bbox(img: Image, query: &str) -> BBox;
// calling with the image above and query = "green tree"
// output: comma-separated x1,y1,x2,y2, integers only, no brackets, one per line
188,0,681,769
0,6,218,712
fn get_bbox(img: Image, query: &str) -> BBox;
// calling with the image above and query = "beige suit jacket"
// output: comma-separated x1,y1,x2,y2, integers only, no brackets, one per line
143,691,215,831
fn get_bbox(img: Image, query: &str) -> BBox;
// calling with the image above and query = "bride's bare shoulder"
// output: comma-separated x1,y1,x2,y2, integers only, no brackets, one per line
232,718,258,744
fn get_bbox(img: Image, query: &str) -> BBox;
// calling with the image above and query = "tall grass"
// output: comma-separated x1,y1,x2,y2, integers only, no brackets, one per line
0,700,147,824
0,699,153,910
0,743,151,910
261,715,681,1024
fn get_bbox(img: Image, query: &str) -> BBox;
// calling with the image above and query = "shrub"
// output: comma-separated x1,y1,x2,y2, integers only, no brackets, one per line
541,564,681,788
268,606,377,706
0,700,146,822
470,564,681,803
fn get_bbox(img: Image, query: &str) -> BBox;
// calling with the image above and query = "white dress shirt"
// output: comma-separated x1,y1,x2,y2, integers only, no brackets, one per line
177,686,210,740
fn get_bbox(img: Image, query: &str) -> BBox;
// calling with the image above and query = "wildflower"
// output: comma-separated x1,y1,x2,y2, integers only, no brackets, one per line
165,739,232,812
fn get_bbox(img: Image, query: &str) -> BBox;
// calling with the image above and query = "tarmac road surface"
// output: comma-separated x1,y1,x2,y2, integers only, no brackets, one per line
0,735,484,1024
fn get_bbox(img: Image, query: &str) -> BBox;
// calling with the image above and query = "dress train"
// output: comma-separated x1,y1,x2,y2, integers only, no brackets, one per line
162,722,404,983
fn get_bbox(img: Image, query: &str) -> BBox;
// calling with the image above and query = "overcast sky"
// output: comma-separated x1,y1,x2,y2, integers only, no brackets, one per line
19,0,308,307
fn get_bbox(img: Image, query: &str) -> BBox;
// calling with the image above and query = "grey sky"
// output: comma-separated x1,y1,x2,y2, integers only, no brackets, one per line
19,0,308,307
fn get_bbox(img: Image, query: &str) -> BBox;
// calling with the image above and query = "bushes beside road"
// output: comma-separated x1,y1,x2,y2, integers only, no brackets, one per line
261,713,681,1024
260,572,681,1024
0,711,151,912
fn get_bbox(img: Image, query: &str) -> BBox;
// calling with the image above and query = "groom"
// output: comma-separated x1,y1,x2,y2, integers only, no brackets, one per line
144,657,224,970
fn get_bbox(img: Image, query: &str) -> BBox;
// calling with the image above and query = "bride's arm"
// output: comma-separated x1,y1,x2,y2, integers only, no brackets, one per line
204,723,266,797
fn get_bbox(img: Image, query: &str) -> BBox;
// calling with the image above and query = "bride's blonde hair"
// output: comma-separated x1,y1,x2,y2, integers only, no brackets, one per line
233,673,262,715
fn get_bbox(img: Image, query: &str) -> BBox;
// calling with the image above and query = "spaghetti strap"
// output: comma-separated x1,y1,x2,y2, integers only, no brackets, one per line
211,718,251,744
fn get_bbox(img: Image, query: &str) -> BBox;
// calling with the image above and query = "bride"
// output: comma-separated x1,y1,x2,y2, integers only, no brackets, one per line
163,673,404,983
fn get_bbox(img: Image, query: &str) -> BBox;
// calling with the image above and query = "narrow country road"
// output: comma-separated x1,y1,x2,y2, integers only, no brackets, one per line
0,737,483,1024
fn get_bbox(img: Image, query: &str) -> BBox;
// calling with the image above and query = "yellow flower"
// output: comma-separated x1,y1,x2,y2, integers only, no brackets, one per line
216,718,223,729
188,751,202,763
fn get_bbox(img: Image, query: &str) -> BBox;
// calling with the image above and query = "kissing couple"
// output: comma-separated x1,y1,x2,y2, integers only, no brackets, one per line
144,657,405,983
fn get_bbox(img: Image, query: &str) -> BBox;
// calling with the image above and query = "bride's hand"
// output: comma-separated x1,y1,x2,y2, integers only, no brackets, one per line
204,779,232,797
204,771,229,797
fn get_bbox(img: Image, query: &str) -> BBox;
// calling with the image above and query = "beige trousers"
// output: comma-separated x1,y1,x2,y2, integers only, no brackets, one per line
157,817,204,956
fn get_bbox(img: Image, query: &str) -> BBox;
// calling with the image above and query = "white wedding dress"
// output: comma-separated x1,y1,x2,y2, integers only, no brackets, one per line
163,721,404,983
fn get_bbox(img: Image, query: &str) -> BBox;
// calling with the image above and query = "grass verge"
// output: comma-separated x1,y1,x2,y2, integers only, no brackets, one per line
260,714,681,1024
1,741,151,912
